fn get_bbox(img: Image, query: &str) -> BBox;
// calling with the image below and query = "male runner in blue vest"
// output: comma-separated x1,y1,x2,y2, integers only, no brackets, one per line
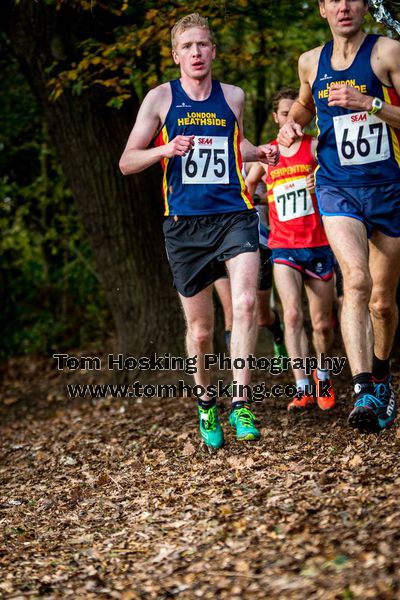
120,13,279,449
278,0,400,433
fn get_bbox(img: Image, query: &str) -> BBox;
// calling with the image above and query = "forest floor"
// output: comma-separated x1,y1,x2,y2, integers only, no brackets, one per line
1,333,400,600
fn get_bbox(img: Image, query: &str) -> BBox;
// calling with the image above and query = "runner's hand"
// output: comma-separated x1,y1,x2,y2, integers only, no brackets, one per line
328,84,372,111
257,144,280,166
277,119,303,147
306,172,315,190
164,135,195,158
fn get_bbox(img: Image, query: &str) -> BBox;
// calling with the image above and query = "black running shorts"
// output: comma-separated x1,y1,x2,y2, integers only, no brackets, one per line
259,246,273,291
163,210,259,297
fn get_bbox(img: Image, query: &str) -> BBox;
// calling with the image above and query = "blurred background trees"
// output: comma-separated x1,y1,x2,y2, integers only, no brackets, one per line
0,0,383,359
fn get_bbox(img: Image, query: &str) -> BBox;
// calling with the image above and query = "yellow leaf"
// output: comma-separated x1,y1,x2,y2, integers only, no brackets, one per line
349,454,363,468
79,58,90,70
3,397,18,405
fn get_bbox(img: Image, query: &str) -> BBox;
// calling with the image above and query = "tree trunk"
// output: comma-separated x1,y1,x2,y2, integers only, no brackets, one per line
1,0,185,375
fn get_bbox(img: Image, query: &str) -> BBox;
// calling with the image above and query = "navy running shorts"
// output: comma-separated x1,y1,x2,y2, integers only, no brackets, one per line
271,246,334,280
163,210,259,297
315,183,400,238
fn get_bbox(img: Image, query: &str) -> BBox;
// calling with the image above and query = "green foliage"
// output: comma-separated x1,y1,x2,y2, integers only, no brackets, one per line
0,1,389,357
0,36,110,357
45,0,384,142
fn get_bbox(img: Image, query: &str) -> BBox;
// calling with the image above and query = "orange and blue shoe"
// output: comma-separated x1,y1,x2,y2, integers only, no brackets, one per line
313,370,335,410
287,392,315,411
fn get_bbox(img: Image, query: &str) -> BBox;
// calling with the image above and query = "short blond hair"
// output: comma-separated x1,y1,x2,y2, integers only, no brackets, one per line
171,13,214,50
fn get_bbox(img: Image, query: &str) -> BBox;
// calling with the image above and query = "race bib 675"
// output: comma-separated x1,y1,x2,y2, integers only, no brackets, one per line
181,136,229,184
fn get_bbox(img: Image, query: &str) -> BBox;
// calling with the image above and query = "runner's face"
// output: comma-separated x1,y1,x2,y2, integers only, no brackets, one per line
273,98,295,129
172,27,215,80
319,0,368,36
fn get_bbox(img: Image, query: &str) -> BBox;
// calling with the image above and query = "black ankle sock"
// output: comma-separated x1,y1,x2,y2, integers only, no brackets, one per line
352,372,374,399
267,310,284,344
198,398,216,410
224,330,231,354
372,354,390,381
231,399,249,412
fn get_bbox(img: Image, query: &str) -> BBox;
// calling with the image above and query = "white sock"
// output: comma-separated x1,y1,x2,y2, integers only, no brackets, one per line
296,378,309,394
317,367,330,381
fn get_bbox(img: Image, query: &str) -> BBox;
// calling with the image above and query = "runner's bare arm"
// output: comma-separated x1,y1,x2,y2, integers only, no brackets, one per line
222,84,279,166
329,37,400,130
306,137,318,190
311,137,318,160
277,49,318,147
119,86,195,175
245,162,267,198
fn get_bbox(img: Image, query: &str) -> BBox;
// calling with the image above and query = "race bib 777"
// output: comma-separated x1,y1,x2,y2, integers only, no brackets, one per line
273,177,315,222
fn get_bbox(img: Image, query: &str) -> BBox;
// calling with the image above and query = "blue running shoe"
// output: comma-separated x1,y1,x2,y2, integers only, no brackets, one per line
198,403,224,450
348,390,395,433
374,375,397,430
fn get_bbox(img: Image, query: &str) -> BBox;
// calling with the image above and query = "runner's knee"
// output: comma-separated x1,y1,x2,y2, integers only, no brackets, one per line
187,323,213,348
283,306,303,331
343,267,372,300
369,294,397,322
312,315,332,339
232,289,257,322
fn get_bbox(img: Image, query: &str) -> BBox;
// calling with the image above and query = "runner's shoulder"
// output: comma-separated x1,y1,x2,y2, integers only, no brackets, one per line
299,46,324,74
145,82,172,104
141,83,172,120
220,82,245,103
374,36,400,66
376,35,400,51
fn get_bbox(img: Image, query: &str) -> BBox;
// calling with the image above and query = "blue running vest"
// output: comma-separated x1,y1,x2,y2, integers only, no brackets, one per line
154,79,253,216
312,34,400,187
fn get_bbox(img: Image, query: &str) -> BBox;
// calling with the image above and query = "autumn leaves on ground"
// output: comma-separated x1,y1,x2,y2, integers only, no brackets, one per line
1,343,400,600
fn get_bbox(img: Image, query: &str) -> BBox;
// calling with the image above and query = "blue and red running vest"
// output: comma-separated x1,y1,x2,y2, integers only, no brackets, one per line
154,79,253,216
312,34,400,187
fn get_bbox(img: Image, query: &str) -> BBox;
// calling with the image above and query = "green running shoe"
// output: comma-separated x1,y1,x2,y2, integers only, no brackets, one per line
198,403,224,450
229,403,260,441
273,341,288,370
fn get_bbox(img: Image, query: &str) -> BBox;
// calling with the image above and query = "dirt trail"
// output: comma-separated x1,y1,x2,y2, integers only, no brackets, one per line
1,348,399,599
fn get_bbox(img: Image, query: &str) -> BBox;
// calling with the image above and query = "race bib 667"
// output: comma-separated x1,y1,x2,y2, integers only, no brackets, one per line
333,111,390,167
